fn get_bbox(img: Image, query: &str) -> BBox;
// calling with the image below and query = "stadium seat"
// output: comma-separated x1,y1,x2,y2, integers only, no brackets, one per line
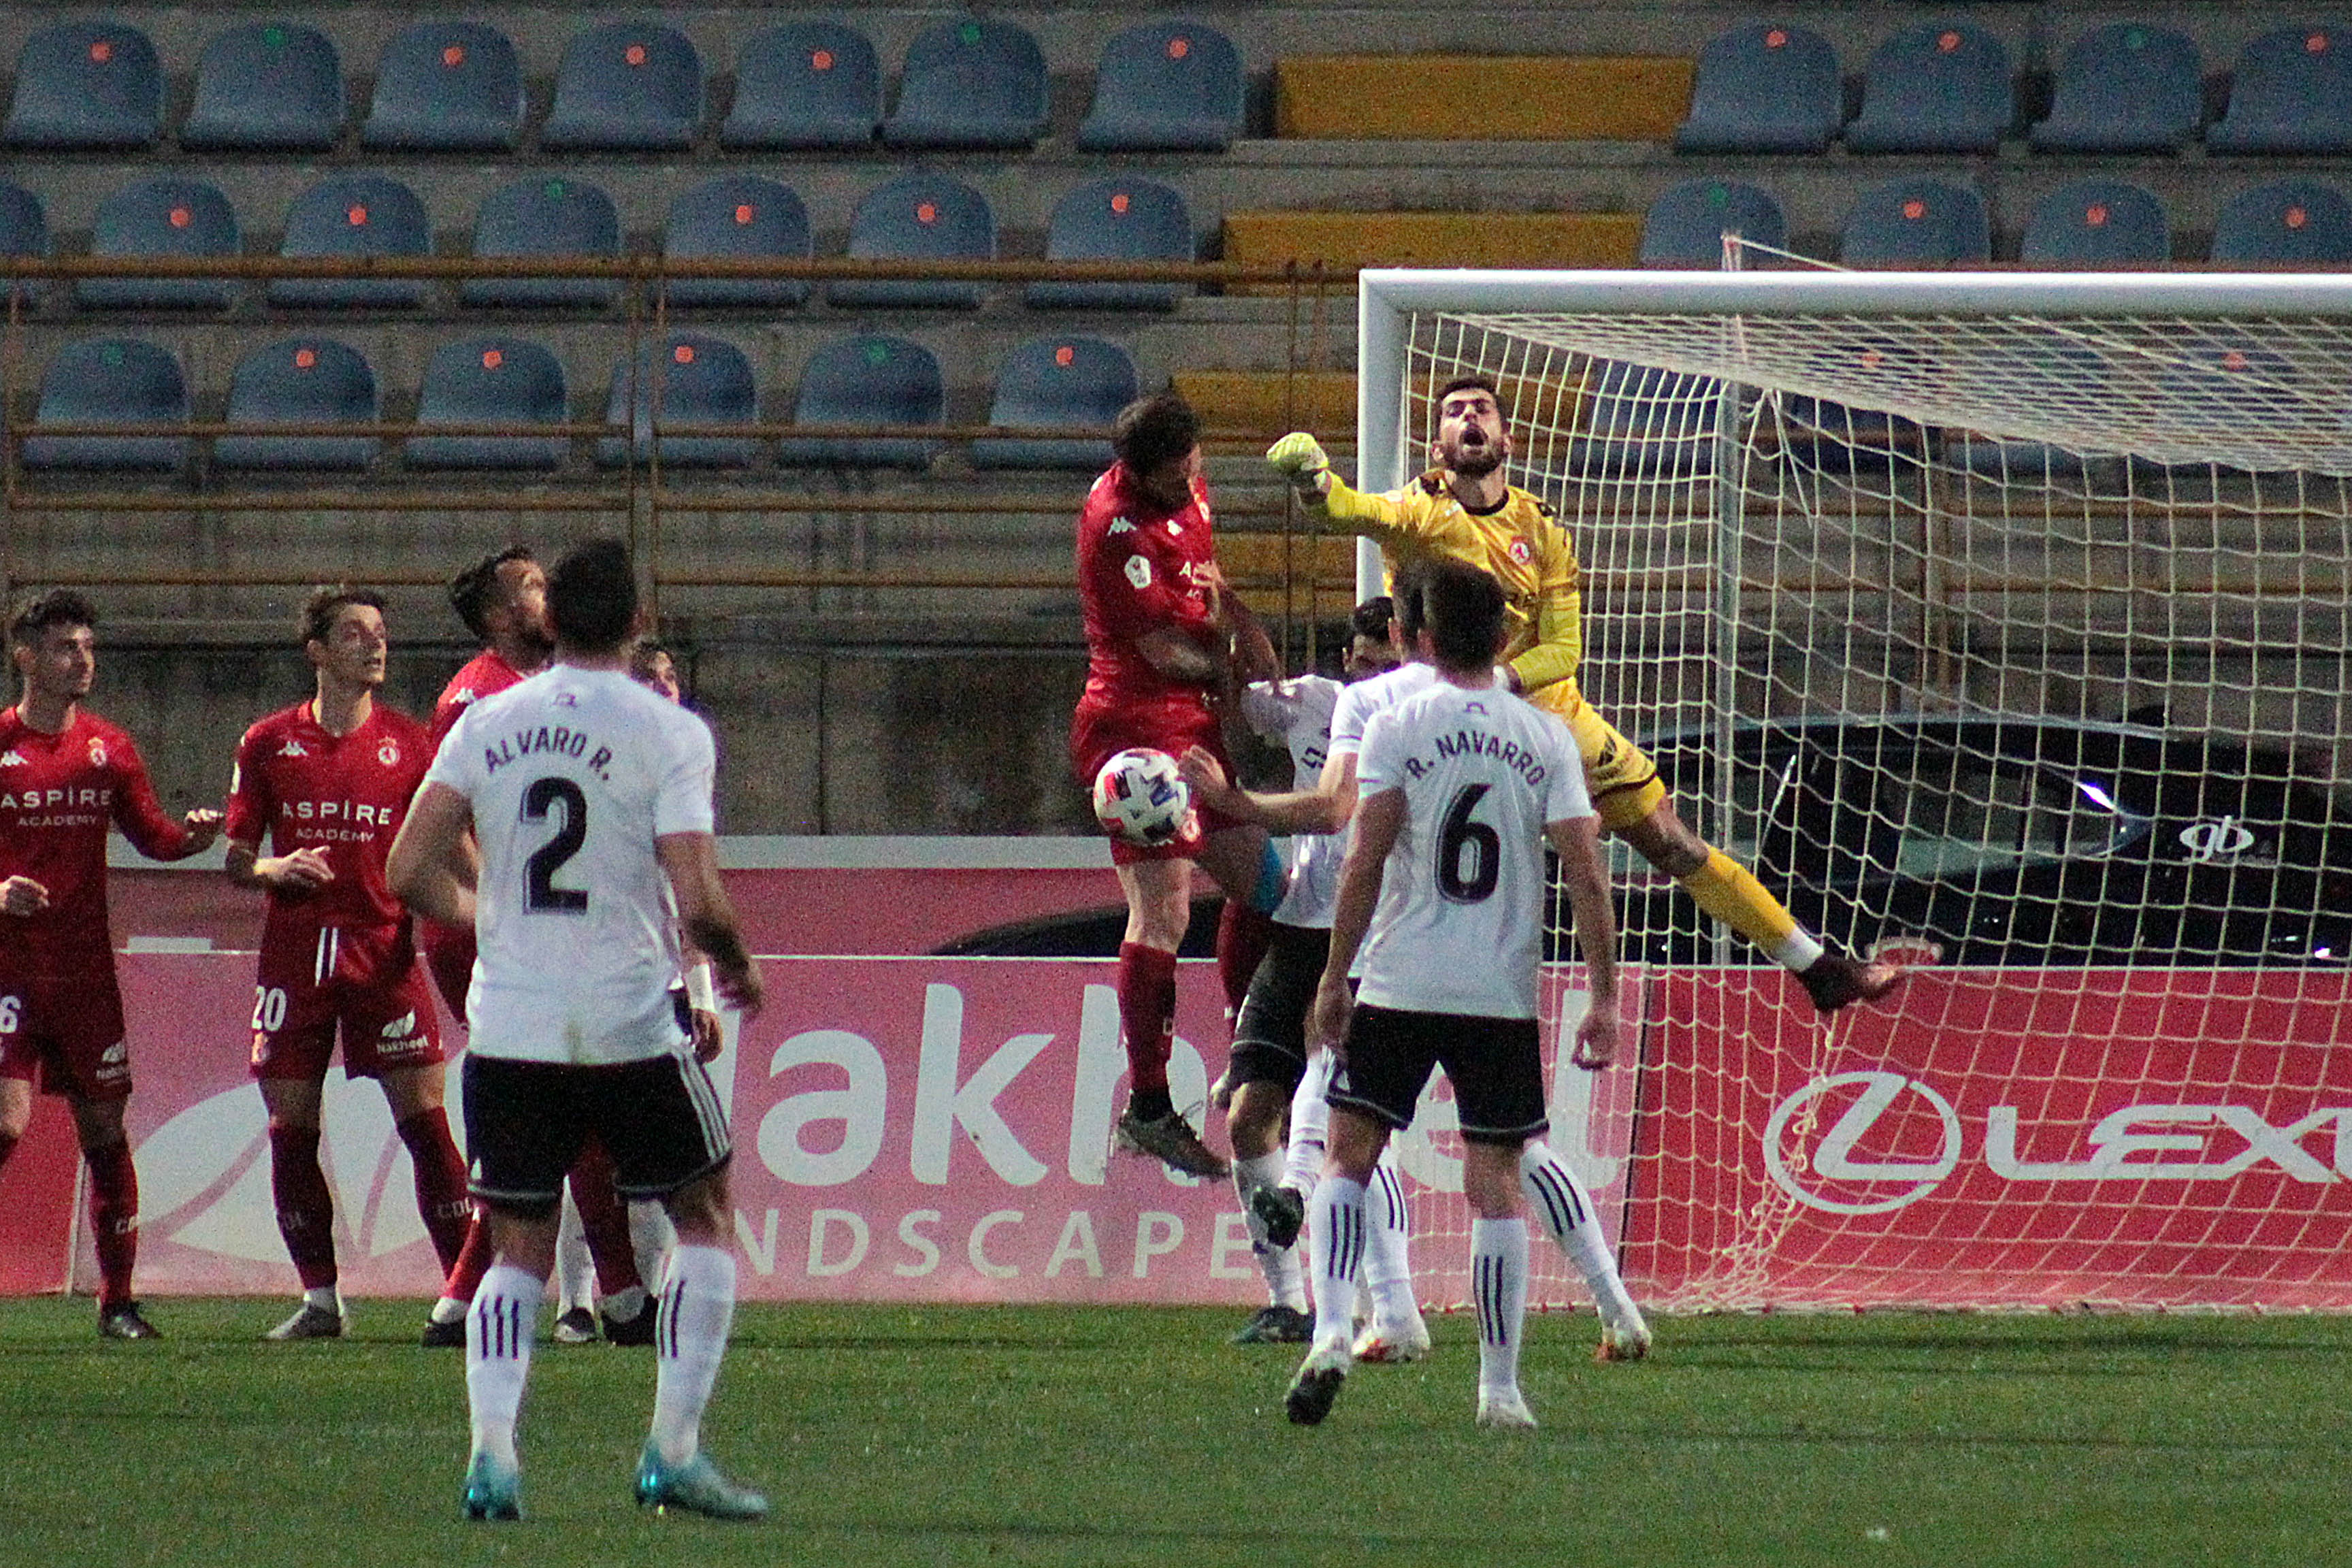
973,338,1139,470
3,22,163,149
829,174,994,309
0,180,50,299
180,22,345,151
21,340,189,472
1565,360,1722,479
462,178,621,309
2208,180,2352,265
1639,180,1786,267
361,21,525,151
78,178,241,311
662,176,810,310
269,175,430,309
1946,341,2125,485
215,338,380,471
1844,23,2014,154
1674,22,1843,154
542,21,703,150
777,334,944,470
596,335,762,468
2017,180,2170,267
1026,179,1193,311
407,338,568,470
2029,24,2202,154
2208,27,2352,154
1078,22,1244,152
721,22,880,148
882,17,1047,149
1840,179,1989,266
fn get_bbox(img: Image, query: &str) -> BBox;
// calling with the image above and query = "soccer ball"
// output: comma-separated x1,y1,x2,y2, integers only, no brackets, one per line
1092,748,1193,847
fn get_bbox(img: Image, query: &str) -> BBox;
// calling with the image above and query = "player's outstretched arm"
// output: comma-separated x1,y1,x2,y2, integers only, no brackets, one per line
1310,786,1404,1052
387,782,478,928
1544,812,1622,1069
1177,745,1358,836
1266,432,1331,497
657,831,764,1017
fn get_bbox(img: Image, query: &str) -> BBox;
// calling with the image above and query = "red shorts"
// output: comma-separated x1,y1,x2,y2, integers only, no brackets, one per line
418,918,475,1024
251,924,446,1082
0,966,130,1100
1069,697,1239,865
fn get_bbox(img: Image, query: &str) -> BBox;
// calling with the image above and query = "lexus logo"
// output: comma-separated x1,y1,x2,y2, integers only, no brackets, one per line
1763,1071,1963,1214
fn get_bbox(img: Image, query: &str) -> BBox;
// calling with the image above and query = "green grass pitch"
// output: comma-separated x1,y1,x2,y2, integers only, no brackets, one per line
5,1297,2351,1567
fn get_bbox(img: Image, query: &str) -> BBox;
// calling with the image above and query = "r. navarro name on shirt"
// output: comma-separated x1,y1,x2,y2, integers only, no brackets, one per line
483,723,614,782
1397,725,1550,787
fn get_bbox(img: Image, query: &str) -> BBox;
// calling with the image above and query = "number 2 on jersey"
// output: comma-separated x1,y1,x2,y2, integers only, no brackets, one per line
522,775,589,912
1436,783,1501,903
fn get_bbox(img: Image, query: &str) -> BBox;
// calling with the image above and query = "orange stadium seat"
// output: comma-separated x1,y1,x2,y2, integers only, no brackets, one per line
1275,54,1693,140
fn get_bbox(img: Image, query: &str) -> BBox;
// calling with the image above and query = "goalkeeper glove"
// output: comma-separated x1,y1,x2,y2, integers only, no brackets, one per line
1265,431,1331,493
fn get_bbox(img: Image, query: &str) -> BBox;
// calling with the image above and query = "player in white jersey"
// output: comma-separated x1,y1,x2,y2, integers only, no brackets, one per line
1282,559,1623,1432
388,540,767,1524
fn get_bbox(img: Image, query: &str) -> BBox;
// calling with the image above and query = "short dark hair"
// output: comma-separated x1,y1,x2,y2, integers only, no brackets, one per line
448,546,534,643
8,588,95,647
1436,372,1503,408
300,585,385,648
549,538,638,653
1392,565,1431,643
1420,559,1507,672
1111,391,1201,478
1350,595,1394,644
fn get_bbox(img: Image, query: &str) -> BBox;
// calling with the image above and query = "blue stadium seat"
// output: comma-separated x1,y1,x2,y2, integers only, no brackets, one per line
1840,179,1989,266
0,181,50,303
2136,342,2301,480
1675,22,1842,155
1565,361,1722,479
1078,22,1243,152
2208,27,2352,154
270,175,430,309
542,21,703,151
462,178,621,309
361,21,525,151
180,22,345,151
883,17,1047,149
1844,22,2014,154
215,338,380,471
973,338,1139,470
721,22,879,149
407,338,568,470
21,340,188,472
777,335,944,470
2209,180,2352,265
3,22,163,149
662,176,810,310
78,178,241,311
829,174,994,309
1026,179,1192,310
1639,180,1786,267
2029,24,2202,154
2018,180,2170,266
597,335,762,468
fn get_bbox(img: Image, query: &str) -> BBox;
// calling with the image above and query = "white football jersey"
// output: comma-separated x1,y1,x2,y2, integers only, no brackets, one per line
1328,661,1441,758
424,665,717,1064
1239,675,1343,928
1352,679,1591,1020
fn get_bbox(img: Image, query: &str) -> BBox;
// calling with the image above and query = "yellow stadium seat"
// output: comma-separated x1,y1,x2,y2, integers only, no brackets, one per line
1224,210,1641,280
1275,55,1694,140
1173,370,1356,436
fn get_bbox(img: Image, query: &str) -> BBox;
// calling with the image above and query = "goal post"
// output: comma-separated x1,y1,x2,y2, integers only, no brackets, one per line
1353,268,2352,1313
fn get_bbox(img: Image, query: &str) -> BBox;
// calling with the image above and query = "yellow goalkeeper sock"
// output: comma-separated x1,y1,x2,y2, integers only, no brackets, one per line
1676,849,1823,971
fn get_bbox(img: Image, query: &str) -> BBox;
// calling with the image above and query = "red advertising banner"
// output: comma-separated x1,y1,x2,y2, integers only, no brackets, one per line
0,1090,78,1294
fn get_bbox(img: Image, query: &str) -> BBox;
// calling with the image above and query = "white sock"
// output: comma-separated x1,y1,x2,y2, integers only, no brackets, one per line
1232,1152,1306,1311
1361,1156,1421,1333
554,1190,593,1315
600,1283,650,1322
466,1264,543,1467
628,1199,676,1290
649,1245,737,1466
1307,1176,1366,1348
429,1295,466,1326
304,1284,342,1314
1284,1051,1335,1198
1521,1141,1642,1329
1778,931,1827,971
1471,1218,1529,1396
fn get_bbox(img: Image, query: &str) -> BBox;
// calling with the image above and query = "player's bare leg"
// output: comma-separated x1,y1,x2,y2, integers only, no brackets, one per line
1463,1139,1536,1431
637,1167,766,1520
1109,855,1228,1178
258,1076,346,1339
69,1092,155,1339
1616,802,1905,1015
0,1076,29,1175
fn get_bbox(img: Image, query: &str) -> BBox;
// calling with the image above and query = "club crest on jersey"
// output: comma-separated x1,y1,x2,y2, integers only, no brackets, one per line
1124,554,1154,590
278,740,308,758
0,750,24,768
1507,537,1531,566
87,738,106,767
376,738,400,767
1165,517,1183,536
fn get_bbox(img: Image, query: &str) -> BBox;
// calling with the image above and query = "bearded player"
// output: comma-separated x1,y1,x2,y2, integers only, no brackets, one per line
1267,374,1902,1015
224,588,473,1339
0,589,222,1338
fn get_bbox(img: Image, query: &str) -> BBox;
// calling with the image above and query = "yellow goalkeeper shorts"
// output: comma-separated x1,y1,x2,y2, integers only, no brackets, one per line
1529,683,1667,832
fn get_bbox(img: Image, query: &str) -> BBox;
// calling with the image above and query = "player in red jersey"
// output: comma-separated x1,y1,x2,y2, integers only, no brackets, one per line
225,587,474,1341
1071,392,1281,1180
0,589,222,1337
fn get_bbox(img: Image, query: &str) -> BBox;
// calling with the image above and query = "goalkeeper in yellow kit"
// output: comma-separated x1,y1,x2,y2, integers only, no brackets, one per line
1267,373,1901,1013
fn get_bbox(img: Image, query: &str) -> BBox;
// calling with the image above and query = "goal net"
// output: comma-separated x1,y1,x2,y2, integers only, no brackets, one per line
1359,271,2352,1313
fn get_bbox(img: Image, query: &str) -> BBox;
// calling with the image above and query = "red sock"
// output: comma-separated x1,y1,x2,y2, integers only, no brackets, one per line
267,1124,339,1290
1216,900,1275,1028
395,1107,472,1275
568,1139,642,1296
83,1140,140,1309
1116,941,1179,1096
440,1205,491,1303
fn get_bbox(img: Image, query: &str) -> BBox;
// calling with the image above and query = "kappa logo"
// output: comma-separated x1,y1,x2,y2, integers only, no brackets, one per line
379,1010,418,1041
278,740,308,758
1107,516,1136,536
100,1041,128,1065
1164,517,1183,536
376,738,400,768
451,687,476,706
0,750,24,768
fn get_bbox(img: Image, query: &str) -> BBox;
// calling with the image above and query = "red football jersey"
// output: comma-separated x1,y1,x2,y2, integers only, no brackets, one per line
224,701,432,943
1075,461,1223,716
0,707,194,976
431,649,533,747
